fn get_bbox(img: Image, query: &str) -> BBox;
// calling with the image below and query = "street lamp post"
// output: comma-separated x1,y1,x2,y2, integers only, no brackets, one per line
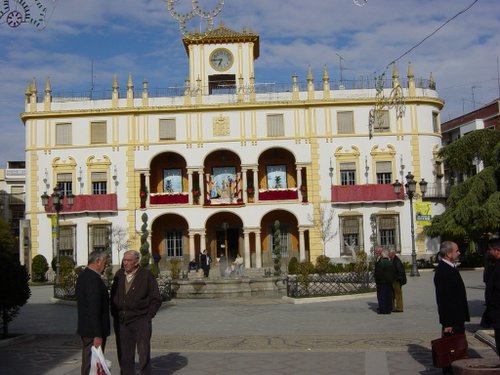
41,187,74,295
393,172,427,277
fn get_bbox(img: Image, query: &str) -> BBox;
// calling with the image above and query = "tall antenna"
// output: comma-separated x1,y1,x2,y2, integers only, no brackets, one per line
336,53,345,87
90,59,95,100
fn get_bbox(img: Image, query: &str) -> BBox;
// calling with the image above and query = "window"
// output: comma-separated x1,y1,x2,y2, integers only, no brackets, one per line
60,226,76,259
378,216,398,250
91,121,107,144
91,172,107,195
165,230,183,258
340,162,356,185
57,173,73,196
373,110,390,133
159,119,176,140
10,186,25,204
267,114,284,137
56,123,72,145
89,225,111,253
432,112,439,133
341,217,361,256
376,161,392,184
337,111,354,134
271,224,290,258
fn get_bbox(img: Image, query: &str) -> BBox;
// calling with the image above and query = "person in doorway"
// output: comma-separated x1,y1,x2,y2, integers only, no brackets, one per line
389,249,406,312
434,241,470,374
75,250,110,375
188,258,198,272
484,238,500,359
233,253,244,275
200,249,211,277
374,249,395,314
110,250,162,375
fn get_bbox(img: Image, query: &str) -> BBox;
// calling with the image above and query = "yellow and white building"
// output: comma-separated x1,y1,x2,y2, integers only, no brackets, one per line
21,24,446,270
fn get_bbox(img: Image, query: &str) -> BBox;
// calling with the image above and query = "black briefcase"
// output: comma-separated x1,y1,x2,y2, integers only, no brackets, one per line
431,333,468,368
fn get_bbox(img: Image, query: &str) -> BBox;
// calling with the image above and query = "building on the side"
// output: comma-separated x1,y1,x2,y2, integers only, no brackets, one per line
21,24,446,270
440,98,500,184
0,161,26,259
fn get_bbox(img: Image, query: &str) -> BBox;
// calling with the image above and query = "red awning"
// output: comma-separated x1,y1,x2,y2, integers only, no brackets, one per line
43,194,118,214
331,184,404,204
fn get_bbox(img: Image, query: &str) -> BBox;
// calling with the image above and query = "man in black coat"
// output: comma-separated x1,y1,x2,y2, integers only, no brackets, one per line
485,238,500,358
434,241,470,373
374,249,395,314
200,249,211,277
75,250,110,375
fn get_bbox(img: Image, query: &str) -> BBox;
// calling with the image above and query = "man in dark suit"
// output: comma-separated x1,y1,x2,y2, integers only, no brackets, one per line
434,241,470,373
111,250,162,375
75,250,110,375
200,249,211,277
485,238,500,359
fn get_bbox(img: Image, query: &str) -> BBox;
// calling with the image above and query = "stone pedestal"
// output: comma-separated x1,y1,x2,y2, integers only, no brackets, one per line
452,358,500,374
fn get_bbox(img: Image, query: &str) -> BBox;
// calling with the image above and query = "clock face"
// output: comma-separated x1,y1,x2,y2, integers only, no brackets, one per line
209,48,233,71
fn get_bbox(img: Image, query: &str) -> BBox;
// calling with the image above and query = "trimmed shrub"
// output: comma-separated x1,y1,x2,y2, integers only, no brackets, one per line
288,257,299,275
31,254,49,282
315,255,331,275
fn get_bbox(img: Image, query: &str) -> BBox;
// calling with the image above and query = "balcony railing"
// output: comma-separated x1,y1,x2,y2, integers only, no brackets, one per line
43,194,118,214
422,182,451,199
332,184,402,204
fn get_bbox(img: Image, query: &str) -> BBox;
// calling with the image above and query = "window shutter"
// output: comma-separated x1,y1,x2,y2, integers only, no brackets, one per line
340,162,356,170
376,161,392,173
267,114,284,137
337,111,354,134
56,123,72,145
91,122,107,144
159,119,176,140
91,172,107,182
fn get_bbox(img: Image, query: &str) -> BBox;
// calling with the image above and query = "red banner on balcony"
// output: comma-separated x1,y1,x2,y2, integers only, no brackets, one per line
331,184,403,204
44,194,118,214
150,193,189,205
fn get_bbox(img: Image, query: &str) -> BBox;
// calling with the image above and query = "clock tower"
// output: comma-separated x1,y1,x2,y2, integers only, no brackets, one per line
182,23,259,95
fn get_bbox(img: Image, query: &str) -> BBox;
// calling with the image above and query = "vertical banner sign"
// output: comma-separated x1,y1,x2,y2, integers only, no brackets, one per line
51,214,57,238
415,201,432,226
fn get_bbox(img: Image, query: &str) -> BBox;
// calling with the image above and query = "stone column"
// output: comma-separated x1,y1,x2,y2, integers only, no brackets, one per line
242,168,248,203
187,170,193,204
253,169,259,203
296,166,303,201
198,170,204,202
188,231,195,261
299,227,306,261
255,230,262,268
243,229,251,268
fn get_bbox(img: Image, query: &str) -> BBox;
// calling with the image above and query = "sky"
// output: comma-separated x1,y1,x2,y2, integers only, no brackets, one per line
0,0,499,163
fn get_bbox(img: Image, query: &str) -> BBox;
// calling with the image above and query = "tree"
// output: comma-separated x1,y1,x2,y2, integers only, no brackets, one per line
425,129,500,242
308,205,336,255
0,219,31,338
0,218,15,254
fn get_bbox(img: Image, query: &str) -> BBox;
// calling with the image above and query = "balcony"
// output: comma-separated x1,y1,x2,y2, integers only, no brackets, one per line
332,184,403,204
43,194,118,214
258,188,299,201
150,193,189,205
422,182,450,199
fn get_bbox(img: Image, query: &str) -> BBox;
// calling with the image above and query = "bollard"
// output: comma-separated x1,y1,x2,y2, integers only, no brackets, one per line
452,358,500,374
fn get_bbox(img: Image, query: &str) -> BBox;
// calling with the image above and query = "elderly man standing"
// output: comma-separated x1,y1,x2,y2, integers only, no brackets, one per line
111,250,162,375
434,241,470,373
389,249,406,312
75,250,110,375
374,249,395,314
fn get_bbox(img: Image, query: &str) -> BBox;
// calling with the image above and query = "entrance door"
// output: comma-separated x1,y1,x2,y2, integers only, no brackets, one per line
215,228,239,262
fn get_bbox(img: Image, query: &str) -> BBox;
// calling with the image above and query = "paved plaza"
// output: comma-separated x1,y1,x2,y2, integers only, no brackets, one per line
1,269,498,374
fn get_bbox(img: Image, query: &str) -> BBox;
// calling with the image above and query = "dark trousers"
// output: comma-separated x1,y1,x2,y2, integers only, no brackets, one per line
377,283,393,314
81,336,106,375
202,266,210,277
118,317,152,375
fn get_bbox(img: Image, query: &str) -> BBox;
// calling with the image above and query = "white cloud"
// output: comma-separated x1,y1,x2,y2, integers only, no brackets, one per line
0,0,498,162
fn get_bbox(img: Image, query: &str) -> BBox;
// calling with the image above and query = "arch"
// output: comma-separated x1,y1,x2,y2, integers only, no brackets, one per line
150,152,187,194
257,147,297,190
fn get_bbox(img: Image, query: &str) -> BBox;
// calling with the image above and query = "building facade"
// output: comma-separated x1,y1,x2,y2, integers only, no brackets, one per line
22,25,445,269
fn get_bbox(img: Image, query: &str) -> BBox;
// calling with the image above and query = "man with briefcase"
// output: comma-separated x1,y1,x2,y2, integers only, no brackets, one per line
433,241,470,373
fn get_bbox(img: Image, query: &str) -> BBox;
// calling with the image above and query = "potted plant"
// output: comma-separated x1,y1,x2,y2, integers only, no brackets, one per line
246,186,255,202
192,190,200,204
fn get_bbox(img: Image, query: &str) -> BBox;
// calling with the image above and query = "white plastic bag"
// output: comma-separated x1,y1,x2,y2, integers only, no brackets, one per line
90,345,112,375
